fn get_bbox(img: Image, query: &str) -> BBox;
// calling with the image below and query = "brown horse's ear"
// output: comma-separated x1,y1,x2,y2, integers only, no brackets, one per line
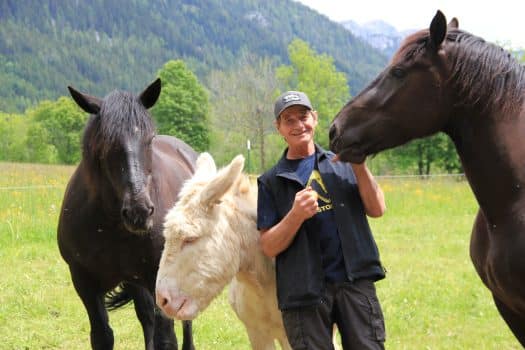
139,78,161,109
429,10,447,50
68,86,102,114
448,17,459,29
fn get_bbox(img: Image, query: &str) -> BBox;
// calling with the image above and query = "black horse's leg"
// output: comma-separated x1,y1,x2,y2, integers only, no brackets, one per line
181,321,195,350
70,266,114,350
153,306,178,350
128,284,177,350
493,296,525,347
128,284,157,350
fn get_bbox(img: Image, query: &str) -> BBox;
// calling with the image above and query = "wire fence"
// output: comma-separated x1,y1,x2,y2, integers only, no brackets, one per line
0,173,468,191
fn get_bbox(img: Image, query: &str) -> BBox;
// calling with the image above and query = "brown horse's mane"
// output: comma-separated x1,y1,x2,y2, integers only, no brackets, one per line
82,90,156,159
396,29,525,115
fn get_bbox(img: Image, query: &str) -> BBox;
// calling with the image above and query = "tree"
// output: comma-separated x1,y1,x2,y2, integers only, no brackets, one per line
151,60,210,151
28,97,87,164
207,53,281,172
0,112,29,162
373,133,462,176
277,39,350,148
25,123,58,164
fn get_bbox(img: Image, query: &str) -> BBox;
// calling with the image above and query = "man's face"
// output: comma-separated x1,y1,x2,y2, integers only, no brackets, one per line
276,105,317,148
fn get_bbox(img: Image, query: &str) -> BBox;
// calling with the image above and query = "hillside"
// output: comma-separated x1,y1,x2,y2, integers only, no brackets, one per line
341,20,405,58
0,0,387,112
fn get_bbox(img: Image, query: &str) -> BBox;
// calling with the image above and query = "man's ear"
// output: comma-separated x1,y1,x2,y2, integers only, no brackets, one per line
312,110,319,125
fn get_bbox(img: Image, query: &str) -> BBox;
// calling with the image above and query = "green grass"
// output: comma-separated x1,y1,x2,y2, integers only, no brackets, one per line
0,164,520,349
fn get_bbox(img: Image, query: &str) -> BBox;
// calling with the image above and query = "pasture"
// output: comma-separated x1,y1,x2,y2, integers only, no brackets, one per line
0,162,520,349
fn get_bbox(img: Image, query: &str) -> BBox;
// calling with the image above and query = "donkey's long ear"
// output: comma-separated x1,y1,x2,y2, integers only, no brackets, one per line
139,78,161,109
448,17,459,29
194,152,217,180
199,155,245,207
68,86,102,114
429,10,447,50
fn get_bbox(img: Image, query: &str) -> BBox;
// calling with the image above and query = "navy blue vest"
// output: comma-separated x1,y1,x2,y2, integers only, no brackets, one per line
257,145,385,310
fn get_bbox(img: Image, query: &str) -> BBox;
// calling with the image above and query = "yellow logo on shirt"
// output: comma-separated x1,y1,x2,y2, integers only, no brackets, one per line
307,170,332,212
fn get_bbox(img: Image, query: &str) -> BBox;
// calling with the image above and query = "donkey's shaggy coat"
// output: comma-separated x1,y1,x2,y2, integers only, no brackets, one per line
156,153,291,350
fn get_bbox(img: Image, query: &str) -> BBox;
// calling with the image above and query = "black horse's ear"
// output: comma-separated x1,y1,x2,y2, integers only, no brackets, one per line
139,78,162,109
68,86,102,114
429,10,447,50
448,17,459,29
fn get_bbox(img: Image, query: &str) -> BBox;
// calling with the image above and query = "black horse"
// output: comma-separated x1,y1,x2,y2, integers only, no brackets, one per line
57,79,197,350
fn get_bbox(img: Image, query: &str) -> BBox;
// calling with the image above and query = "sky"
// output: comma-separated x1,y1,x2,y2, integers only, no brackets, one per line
294,0,525,49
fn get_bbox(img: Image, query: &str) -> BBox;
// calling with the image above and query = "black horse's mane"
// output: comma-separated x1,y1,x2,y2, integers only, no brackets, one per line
399,29,525,115
82,90,156,158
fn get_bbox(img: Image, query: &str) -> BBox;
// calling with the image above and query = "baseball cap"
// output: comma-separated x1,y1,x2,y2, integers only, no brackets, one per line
274,91,312,118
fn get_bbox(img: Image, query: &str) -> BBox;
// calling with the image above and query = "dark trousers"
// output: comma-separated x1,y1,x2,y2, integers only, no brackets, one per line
281,279,385,350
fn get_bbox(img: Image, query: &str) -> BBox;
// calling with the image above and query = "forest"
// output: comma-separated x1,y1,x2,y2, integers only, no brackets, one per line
1,0,523,174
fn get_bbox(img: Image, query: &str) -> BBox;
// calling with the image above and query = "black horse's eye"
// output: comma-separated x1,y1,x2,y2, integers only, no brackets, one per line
390,67,406,79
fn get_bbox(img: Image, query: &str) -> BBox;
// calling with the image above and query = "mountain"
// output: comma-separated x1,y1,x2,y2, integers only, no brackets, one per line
341,19,413,58
0,0,387,113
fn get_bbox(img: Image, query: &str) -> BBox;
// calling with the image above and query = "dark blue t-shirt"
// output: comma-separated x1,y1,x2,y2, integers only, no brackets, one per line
257,153,347,283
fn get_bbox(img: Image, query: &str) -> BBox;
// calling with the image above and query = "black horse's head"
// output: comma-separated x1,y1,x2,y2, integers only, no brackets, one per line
68,79,162,234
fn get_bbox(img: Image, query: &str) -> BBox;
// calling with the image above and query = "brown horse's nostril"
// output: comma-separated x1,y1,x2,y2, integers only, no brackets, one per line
148,206,154,216
329,124,337,142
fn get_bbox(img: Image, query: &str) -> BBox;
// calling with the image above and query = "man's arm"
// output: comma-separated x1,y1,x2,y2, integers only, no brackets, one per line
351,163,386,218
260,187,318,258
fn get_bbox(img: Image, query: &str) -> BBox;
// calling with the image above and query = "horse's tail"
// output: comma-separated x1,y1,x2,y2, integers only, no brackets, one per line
105,282,133,310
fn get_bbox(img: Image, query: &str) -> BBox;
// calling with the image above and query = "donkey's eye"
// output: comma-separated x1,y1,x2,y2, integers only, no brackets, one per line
390,67,406,79
181,236,199,249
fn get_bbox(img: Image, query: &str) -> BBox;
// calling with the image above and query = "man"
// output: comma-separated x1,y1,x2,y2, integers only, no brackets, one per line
257,91,386,349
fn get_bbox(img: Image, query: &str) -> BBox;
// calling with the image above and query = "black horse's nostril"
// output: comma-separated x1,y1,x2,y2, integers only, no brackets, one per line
122,208,129,220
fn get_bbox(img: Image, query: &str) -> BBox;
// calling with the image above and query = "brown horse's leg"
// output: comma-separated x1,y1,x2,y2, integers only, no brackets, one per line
70,265,114,350
493,296,525,347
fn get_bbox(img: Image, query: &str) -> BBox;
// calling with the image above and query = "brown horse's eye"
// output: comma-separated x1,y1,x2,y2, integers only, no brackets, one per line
391,67,406,79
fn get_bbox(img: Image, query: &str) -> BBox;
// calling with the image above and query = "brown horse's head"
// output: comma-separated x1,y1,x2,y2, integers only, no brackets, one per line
68,79,162,233
329,11,457,163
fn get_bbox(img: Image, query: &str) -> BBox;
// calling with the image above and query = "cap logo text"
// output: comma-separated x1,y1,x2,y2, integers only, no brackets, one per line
283,94,301,103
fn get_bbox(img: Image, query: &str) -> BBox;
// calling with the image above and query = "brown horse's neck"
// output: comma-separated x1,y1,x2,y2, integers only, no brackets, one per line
448,107,525,226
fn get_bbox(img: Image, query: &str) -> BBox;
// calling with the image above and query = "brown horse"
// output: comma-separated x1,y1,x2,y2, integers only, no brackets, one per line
329,10,525,346
57,79,198,350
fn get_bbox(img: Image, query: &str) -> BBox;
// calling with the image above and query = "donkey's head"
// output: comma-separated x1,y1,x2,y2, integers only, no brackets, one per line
155,153,249,320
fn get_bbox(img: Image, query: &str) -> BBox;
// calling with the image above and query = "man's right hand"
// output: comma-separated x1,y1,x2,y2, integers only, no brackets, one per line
291,186,318,221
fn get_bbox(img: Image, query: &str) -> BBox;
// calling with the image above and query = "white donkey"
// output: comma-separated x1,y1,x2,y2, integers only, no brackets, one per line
155,153,291,350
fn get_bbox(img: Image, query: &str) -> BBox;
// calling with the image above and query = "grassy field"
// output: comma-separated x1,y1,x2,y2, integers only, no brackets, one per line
0,163,520,349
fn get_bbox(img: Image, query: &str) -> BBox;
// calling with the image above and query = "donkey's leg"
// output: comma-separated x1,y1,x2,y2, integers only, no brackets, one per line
70,266,113,350
128,284,177,350
180,320,195,350
278,337,292,350
246,328,276,350
493,296,525,347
